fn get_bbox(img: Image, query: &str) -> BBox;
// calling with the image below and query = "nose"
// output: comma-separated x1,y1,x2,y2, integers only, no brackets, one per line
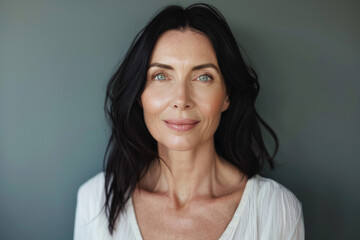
171,82,194,110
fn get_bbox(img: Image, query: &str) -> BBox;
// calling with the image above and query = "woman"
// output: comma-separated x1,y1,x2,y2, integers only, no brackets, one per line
74,3,304,240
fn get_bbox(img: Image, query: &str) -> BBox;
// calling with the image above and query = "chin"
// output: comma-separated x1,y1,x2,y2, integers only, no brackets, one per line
159,138,199,152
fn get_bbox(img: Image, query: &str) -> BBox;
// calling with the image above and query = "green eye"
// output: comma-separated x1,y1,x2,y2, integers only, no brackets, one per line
154,73,167,80
198,74,212,82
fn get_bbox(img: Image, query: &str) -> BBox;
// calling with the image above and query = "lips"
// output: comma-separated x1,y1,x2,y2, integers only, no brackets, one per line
164,119,200,132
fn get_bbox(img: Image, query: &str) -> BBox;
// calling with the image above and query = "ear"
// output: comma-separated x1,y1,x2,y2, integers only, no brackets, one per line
221,96,230,112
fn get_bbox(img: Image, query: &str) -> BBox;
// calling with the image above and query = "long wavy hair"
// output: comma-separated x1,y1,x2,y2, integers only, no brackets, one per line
103,3,278,235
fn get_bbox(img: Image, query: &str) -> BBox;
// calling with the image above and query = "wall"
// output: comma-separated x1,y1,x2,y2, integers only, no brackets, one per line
0,0,359,239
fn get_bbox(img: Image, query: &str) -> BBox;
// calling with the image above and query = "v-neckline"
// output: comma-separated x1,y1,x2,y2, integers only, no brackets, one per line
126,175,255,240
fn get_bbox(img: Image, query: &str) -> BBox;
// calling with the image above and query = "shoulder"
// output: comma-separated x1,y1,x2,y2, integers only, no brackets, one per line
78,172,105,198
251,175,305,238
74,172,115,239
76,172,106,221
254,175,302,208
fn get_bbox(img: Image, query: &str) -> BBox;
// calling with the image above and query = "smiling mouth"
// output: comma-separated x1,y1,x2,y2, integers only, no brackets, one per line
163,119,200,132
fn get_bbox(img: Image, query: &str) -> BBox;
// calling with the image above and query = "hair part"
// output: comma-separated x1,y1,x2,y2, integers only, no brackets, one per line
103,3,278,235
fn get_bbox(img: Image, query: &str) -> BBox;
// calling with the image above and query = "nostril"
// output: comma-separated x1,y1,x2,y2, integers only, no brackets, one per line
173,103,190,109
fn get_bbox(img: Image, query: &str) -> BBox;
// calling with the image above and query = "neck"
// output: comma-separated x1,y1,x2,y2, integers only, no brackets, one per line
138,138,243,209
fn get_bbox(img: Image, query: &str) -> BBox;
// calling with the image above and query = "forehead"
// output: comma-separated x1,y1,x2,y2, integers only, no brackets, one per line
150,29,218,65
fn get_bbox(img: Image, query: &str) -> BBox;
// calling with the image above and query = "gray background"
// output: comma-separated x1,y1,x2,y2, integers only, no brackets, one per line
1,0,359,239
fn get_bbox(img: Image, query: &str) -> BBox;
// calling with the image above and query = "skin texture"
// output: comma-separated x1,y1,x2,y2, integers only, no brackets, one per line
135,29,248,239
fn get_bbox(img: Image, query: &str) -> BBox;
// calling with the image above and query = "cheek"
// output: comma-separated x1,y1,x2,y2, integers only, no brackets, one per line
195,98,225,138
141,88,167,129
141,85,170,110
196,89,227,117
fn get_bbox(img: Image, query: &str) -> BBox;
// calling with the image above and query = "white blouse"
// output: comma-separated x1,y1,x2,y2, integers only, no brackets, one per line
74,172,304,240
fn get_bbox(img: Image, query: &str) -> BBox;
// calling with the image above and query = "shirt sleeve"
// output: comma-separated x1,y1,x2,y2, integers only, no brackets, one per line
73,172,109,240
279,188,305,240
73,184,89,240
289,207,305,240
258,183,305,240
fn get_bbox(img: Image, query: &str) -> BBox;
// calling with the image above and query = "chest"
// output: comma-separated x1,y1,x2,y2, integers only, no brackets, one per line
132,193,242,240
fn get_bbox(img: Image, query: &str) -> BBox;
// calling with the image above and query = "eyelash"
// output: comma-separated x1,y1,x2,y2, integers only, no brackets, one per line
151,72,214,82
152,73,167,81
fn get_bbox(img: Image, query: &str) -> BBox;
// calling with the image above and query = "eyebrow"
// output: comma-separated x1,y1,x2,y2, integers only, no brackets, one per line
148,62,220,74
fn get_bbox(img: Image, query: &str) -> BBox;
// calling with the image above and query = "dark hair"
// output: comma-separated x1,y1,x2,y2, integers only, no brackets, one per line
103,3,278,235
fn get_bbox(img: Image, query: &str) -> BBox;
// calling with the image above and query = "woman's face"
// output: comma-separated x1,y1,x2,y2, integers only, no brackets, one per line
141,29,229,151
